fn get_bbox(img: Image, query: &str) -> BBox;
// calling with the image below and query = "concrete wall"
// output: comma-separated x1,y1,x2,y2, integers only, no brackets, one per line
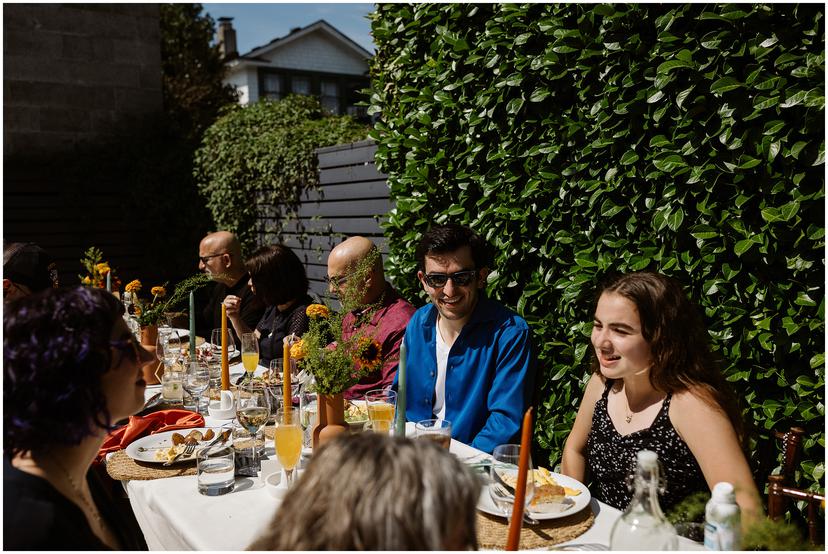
264,31,368,76
3,4,162,157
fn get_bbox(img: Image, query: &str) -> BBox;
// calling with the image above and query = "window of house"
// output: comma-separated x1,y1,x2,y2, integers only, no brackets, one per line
262,74,283,100
320,80,340,114
291,76,311,95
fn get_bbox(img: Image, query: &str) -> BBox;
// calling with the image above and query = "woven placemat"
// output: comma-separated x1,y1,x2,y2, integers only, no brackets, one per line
106,449,198,481
476,506,595,550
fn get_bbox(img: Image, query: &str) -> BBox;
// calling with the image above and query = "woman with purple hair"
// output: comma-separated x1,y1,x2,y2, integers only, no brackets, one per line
4,286,153,549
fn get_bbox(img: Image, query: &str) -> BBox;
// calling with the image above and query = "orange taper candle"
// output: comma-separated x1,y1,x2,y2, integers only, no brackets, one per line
282,336,291,422
506,407,533,551
221,304,229,390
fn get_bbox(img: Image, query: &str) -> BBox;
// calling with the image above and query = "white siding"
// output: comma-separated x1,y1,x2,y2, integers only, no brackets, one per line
264,31,367,75
226,66,258,105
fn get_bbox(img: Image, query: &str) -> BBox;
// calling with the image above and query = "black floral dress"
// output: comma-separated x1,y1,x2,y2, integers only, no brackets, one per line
585,380,707,511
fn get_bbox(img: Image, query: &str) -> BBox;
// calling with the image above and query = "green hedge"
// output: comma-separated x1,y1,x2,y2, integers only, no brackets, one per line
194,95,368,253
369,2,824,502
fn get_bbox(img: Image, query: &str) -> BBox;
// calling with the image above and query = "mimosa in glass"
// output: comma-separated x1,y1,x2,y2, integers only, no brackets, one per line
241,332,259,383
275,407,302,486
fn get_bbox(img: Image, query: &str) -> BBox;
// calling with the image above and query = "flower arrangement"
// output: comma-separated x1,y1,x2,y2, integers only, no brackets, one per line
78,246,121,290
126,273,212,327
290,250,383,395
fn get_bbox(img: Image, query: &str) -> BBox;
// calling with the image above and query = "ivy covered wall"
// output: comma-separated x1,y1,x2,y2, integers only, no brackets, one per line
368,3,824,501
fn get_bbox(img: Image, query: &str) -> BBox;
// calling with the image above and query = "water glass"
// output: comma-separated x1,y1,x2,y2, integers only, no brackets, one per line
197,445,235,496
490,444,535,523
269,357,298,383
161,369,184,406
365,389,396,434
232,423,265,477
415,419,452,449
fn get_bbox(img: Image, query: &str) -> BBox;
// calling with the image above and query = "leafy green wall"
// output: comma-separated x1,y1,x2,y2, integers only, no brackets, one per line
369,3,824,500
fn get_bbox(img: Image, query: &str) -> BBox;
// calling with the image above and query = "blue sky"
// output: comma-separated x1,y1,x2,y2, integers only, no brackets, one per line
203,3,376,54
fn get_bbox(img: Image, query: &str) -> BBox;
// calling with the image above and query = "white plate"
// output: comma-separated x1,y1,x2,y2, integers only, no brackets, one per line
125,427,218,464
477,471,591,520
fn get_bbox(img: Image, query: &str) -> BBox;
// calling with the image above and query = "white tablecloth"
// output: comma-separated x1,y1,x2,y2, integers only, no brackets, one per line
125,375,702,550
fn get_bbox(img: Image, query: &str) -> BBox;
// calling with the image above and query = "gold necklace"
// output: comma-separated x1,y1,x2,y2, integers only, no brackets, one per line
624,395,634,424
49,458,105,528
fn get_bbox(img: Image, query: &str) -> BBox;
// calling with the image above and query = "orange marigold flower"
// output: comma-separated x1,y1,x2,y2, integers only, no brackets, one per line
134,306,143,316
355,337,382,371
125,280,142,293
151,286,166,298
290,339,305,360
95,263,110,275
81,276,92,285
306,304,330,319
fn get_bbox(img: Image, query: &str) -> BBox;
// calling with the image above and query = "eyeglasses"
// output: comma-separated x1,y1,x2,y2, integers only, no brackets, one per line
110,335,141,365
423,270,477,288
324,274,349,288
199,252,228,264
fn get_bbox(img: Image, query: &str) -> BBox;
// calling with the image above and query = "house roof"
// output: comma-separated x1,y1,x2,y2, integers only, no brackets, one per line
232,19,372,65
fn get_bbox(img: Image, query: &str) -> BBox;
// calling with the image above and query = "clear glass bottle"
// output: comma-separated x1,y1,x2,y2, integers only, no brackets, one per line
609,450,678,550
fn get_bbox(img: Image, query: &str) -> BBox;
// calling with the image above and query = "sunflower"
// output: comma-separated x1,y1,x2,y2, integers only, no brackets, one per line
125,279,142,293
306,304,330,319
151,286,167,298
355,337,382,372
290,339,305,360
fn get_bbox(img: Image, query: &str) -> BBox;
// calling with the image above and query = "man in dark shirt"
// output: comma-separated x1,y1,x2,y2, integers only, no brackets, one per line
196,231,264,344
327,236,416,400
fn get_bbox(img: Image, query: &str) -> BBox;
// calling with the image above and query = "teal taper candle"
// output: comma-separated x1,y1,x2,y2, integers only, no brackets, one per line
189,291,196,360
395,338,407,437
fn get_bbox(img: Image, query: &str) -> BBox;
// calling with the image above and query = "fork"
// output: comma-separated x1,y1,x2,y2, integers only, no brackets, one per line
164,441,197,466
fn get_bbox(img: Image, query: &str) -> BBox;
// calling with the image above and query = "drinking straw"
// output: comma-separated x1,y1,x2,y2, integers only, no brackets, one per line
189,292,196,360
394,338,407,437
506,407,533,551
221,304,229,390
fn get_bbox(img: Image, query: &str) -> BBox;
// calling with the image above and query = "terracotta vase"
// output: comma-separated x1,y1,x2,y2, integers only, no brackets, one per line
314,393,349,449
139,324,163,385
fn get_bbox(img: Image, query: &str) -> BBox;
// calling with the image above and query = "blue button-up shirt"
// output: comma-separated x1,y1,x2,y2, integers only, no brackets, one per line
399,296,535,453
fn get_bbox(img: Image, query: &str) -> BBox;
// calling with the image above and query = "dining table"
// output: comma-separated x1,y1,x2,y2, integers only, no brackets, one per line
116,362,704,551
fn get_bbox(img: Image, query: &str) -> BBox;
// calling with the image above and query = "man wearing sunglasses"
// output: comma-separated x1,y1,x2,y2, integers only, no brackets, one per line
327,236,416,400
195,231,264,344
400,224,535,454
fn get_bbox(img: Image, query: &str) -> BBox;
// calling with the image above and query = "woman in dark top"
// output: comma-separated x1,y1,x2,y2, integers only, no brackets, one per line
562,271,761,519
4,287,154,550
225,244,312,366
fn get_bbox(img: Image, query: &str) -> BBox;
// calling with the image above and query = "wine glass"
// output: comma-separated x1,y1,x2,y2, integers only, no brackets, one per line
184,361,210,413
490,444,535,524
235,383,270,470
210,328,236,387
298,384,318,449
240,332,259,383
156,328,181,373
274,407,302,486
364,389,396,434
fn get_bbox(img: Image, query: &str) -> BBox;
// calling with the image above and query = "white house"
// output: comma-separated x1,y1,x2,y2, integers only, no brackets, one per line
218,18,371,117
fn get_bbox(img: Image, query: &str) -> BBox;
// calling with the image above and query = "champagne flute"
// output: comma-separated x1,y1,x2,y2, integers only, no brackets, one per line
365,389,396,434
241,332,259,383
489,444,535,524
235,383,270,470
274,407,302,486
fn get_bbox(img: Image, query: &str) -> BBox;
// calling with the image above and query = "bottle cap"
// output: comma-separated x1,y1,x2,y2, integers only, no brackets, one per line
636,449,658,468
712,481,736,502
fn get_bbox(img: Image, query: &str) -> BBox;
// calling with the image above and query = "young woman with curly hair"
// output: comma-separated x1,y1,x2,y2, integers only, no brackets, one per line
4,287,154,550
562,271,761,520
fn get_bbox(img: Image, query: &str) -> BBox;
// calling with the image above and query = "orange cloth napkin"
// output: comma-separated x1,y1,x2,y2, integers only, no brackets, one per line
98,409,204,462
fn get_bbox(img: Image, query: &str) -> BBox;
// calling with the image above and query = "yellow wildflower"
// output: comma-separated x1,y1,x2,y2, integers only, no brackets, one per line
125,280,142,293
306,304,330,319
95,263,110,275
355,337,382,372
290,339,305,360
151,286,166,298
81,276,92,285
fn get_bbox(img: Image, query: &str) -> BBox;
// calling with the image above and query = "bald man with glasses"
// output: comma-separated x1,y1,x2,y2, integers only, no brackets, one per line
195,231,264,344
398,224,535,454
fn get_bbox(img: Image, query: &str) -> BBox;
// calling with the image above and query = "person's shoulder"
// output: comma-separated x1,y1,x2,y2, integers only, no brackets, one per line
669,386,729,425
479,297,529,332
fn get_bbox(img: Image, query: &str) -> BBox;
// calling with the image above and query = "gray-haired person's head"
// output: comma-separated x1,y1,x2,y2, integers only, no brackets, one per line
249,432,481,550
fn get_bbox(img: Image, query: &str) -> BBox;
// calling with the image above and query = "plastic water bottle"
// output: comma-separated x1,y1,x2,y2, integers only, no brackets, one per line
704,482,741,550
609,450,678,550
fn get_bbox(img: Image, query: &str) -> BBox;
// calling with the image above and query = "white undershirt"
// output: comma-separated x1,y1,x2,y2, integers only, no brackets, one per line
433,317,451,421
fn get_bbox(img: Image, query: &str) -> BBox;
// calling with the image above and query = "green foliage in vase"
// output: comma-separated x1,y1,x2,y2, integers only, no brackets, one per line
194,95,369,253
368,2,825,517
293,249,384,395
131,273,213,327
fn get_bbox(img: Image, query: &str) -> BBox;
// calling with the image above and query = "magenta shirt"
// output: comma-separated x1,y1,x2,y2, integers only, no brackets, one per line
342,283,416,401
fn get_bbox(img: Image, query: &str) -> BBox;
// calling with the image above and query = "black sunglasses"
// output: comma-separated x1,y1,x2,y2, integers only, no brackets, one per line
110,335,141,365
324,274,349,287
199,252,228,263
423,270,477,288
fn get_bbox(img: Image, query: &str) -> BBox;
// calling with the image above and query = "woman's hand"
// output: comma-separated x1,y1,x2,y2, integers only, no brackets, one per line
223,295,254,337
